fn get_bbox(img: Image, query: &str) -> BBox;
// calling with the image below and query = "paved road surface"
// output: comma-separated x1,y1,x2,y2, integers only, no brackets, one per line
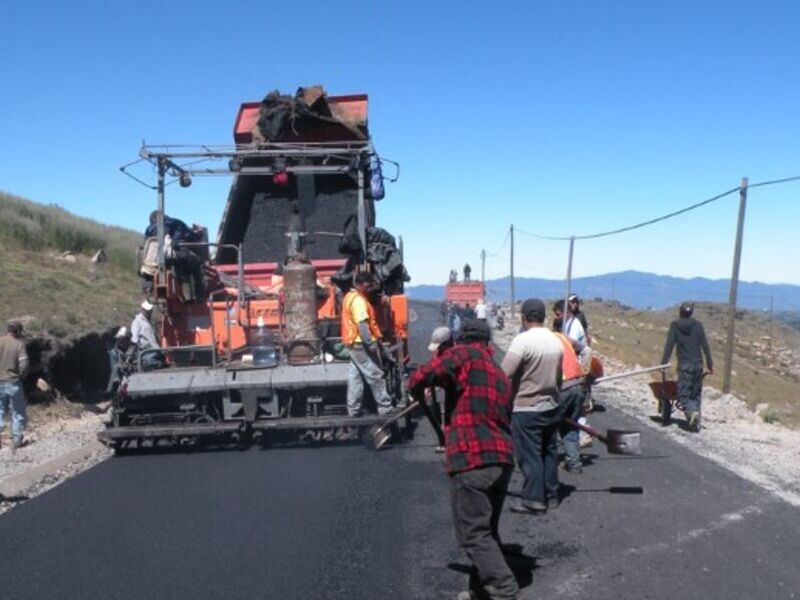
2,301,799,599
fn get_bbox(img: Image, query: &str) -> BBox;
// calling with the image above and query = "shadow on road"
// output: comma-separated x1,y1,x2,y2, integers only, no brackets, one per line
448,546,540,590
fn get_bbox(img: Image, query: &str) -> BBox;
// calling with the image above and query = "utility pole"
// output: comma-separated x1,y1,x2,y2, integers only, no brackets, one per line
769,295,774,352
722,177,748,394
480,249,486,283
510,225,515,318
562,236,575,333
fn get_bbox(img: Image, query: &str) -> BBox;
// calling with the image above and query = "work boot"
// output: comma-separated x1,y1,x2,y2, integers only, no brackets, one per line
561,462,583,475
688,412,701,433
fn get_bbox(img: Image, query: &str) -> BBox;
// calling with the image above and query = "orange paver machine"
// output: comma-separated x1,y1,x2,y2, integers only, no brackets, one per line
101,87,409,450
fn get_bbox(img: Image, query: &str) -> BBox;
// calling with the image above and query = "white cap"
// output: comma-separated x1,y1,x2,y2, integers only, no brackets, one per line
428,326,453,352
141,300,154,311
115,326,129,338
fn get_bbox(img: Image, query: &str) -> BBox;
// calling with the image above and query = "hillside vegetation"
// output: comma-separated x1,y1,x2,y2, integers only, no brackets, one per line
0,192,142,337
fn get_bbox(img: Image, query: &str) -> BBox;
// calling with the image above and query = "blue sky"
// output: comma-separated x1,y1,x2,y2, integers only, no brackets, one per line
1,0,799,288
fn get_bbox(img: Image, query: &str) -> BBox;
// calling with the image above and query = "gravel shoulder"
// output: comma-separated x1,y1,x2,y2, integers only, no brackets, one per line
0,402,110,514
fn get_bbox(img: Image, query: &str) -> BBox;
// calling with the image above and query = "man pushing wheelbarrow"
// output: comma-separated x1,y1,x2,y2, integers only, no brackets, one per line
657,302,714,432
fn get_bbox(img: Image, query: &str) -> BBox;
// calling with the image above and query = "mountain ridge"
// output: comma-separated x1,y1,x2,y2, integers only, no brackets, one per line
407,270,800,312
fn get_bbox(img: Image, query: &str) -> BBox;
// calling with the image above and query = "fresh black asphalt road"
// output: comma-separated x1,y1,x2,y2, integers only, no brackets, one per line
2,301,800,599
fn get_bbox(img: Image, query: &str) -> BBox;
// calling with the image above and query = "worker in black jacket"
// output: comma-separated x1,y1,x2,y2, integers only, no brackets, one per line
661,302,713,432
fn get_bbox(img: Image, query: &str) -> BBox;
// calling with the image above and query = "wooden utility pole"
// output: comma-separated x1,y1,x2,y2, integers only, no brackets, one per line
510,225,515,318
562,236,575,333
480,249,486,283
722,177,748,394
769,295,774,352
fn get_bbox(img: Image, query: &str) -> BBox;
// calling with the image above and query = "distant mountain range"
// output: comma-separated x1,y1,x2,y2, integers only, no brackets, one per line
407,270,800,312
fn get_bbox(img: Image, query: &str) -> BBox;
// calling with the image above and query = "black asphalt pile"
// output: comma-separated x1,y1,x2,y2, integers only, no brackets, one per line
24,328,115,402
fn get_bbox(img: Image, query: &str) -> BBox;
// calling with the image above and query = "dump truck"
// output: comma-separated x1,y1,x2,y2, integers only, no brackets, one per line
444,281,486,308
101,87,410,450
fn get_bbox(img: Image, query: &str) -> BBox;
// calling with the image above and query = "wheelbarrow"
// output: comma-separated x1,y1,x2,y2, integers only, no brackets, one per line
648,370,710,428
648,374,679,426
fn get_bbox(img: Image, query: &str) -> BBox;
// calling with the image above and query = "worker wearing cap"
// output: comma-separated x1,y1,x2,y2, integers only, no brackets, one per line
661,302,713,432
0,321,29,450
501,298,564,514
342,272,394,417
427,326,454,450
408,319,517,600
107,327,133,394
568,294,589,338
131,301,165,370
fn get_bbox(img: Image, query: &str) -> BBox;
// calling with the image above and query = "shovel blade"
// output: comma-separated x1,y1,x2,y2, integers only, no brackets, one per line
605,430,641,456
362,423,392,451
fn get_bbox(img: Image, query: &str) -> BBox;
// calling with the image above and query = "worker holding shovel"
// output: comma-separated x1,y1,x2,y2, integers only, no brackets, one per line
408,320,519,600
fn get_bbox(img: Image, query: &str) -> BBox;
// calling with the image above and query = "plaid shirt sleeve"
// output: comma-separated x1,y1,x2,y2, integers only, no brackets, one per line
408,344,515,474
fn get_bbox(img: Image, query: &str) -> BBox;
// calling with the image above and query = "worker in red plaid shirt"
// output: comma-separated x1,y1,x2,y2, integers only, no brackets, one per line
408,319,519,600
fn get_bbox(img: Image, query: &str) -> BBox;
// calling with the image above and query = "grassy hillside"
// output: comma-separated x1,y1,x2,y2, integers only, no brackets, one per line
581,300,800,426
0,192,142,337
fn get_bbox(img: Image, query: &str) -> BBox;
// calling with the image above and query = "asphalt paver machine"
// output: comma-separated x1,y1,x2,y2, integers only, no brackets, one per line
100,89,410,451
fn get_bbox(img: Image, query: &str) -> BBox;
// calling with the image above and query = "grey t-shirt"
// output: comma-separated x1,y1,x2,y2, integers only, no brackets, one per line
0,335,28,382
131,313,159,350
501,327,563,411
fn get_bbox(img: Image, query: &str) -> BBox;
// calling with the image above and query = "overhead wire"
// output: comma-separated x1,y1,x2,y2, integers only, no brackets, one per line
516,186,740,241
514,171,800,242
748,173,800,189
486,229,511,258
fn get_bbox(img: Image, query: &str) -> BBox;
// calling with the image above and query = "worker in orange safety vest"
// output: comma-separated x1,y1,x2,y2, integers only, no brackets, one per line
342,272,394,417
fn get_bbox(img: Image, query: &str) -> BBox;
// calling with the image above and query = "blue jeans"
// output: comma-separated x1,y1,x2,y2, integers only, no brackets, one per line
558,383,585,469
512,406,562,504
0,380,27,441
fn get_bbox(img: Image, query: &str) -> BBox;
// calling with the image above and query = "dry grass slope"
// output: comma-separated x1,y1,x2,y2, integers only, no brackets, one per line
0,192,142,337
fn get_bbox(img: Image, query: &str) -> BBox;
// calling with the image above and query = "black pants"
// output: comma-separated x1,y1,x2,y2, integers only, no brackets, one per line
449,465,519,600
678,362,704,414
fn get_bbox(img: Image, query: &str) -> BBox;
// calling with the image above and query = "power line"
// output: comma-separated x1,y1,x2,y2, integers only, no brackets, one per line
516,186,740,241
487,229,510,257
748,173,800,189
515,172,800,242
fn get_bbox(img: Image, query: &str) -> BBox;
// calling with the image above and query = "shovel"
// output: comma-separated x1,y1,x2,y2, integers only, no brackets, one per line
363,400,420,450
564,417,641,456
